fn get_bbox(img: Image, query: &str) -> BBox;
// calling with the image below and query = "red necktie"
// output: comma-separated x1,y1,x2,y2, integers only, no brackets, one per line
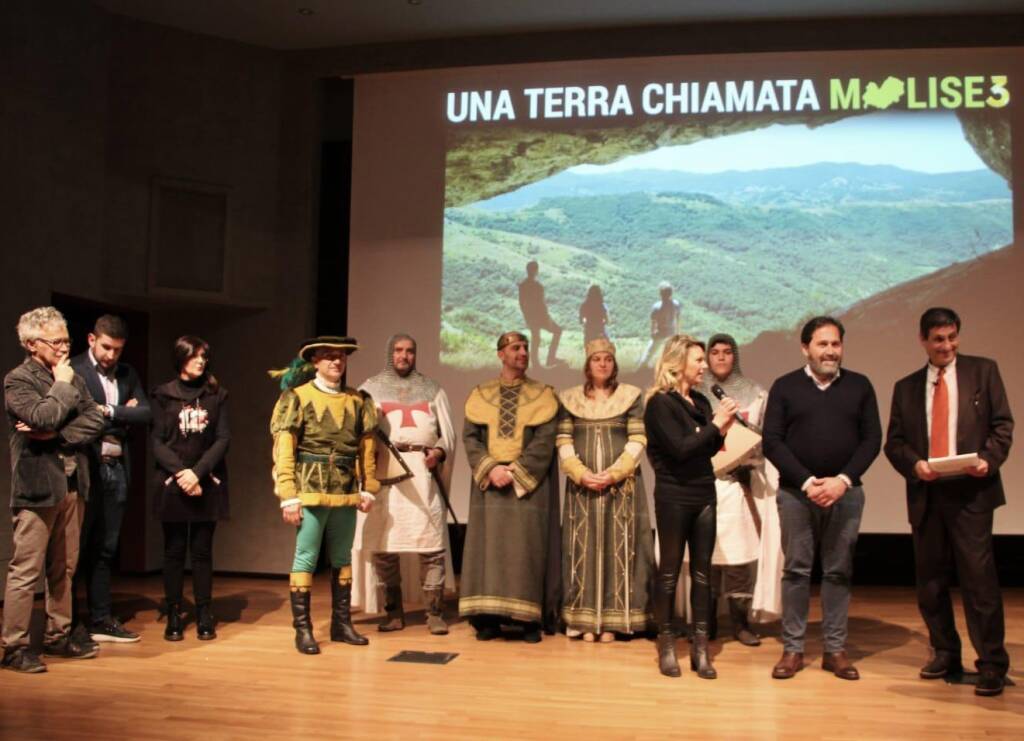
930,366,949,458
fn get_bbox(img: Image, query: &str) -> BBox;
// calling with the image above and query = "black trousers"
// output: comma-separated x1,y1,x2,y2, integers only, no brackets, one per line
912,500,1007,674
74,461,128,625
162,521,216,607
653,499,716,634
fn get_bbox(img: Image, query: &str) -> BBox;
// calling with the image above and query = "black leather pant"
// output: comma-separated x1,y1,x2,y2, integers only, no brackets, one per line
653,499,716,634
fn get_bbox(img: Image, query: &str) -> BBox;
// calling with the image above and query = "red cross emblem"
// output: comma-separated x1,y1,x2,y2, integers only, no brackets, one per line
380,401,430,428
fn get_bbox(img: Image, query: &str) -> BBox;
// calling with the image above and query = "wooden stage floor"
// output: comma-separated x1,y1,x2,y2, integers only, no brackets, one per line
1,576,1020,740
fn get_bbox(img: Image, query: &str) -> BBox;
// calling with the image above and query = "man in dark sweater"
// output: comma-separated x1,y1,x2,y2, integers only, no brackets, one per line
763,316,881,682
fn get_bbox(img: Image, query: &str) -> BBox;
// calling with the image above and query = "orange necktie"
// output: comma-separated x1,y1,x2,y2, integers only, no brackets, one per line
930,366,949,458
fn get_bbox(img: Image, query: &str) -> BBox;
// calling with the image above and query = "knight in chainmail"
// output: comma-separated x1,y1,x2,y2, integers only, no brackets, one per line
355,334,456,635
699,333,783,645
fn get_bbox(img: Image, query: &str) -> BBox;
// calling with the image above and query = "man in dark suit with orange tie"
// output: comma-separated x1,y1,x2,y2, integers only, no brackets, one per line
885,307,1013,697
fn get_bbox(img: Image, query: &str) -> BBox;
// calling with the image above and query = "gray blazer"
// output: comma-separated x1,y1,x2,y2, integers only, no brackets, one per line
4,358,106,508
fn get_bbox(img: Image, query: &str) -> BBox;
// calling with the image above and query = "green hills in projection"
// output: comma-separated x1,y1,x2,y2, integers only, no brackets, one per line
440,163,1011,369
473,162,1008,211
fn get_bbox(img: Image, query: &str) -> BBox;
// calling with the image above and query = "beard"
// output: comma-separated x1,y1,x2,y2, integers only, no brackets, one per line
809,356,841,378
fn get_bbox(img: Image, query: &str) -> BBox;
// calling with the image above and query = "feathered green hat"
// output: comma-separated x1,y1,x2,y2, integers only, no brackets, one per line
268,335,358,390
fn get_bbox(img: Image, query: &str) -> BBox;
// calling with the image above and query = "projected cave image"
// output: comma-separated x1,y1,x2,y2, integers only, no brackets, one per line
439,110,1012,371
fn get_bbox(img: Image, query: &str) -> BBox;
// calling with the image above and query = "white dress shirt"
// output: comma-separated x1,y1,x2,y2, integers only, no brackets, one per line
90,351,123,457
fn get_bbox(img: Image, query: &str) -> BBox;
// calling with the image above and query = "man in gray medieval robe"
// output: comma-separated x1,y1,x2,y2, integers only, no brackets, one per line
458,331,561,643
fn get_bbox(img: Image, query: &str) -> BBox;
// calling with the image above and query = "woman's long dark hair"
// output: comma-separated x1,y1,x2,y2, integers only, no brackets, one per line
174,335,219,390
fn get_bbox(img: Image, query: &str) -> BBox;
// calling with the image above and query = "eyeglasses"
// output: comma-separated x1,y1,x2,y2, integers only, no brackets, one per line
35,337,72,350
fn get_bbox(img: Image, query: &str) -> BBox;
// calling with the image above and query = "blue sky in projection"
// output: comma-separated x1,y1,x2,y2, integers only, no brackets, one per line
569,112,987,175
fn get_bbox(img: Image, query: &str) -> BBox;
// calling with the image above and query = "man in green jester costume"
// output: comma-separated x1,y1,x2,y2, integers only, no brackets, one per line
270,336,381,654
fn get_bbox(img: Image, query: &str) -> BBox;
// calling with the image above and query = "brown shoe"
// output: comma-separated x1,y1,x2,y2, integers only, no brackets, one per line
772,651,804,679
822,650,860,680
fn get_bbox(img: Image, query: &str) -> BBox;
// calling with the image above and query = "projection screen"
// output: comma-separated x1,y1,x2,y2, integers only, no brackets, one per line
348,47,1022,534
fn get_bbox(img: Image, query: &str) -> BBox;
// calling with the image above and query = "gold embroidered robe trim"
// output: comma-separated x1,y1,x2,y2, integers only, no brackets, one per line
464,377,558,464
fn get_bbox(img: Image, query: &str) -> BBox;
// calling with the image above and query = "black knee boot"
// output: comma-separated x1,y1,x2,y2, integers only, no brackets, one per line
291,589,320,655
707,587,719,641
652,576,680,677
330,569,369,646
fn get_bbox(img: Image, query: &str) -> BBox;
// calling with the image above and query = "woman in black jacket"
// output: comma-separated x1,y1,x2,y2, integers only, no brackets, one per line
644,334,736,679
151,336,229,641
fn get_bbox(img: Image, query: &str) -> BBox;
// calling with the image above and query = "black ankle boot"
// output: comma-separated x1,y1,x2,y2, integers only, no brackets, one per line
196,602,217,641
164,601,184,642
656,631,681,677
290,590,320,655
690,631,717,679
330,570,369,646
728,597,761,647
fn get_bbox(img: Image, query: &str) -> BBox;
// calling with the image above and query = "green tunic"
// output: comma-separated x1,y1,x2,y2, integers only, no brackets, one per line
269,381,379,508
558,384,654,634
458,377,561,627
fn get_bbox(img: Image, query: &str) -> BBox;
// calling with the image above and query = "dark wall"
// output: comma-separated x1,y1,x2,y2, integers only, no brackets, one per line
0,0,313,579
0,0,113,580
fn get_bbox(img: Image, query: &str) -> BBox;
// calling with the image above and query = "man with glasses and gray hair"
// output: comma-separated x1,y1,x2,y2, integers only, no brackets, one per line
2,306,105,673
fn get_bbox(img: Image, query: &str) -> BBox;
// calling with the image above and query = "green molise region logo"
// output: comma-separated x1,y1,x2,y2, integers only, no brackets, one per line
831,75,1009,110
863,78,906,109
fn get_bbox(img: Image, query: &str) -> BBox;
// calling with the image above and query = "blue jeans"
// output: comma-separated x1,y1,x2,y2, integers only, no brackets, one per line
77,460,128,623
777,485,864,653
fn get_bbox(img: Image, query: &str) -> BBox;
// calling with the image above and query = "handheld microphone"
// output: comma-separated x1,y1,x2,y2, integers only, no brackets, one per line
710,384,760,433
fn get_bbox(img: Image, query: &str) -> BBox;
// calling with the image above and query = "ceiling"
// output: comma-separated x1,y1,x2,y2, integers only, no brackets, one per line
93,0,1022,51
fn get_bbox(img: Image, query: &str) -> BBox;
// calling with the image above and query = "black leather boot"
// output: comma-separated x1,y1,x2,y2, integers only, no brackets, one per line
729,597,761,646
657,631,681,677
424,588,449,635
330,569,369,646
690,630,717,679
291,589,320,655
707,587,719,641
378,585,405,632
196,602,217,641
164,602,184,642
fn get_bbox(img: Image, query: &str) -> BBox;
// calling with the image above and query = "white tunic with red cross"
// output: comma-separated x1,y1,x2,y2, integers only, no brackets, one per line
358,387,456,553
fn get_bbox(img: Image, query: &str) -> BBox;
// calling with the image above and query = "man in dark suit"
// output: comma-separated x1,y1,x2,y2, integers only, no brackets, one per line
885,307,1013,697
71,315,151,644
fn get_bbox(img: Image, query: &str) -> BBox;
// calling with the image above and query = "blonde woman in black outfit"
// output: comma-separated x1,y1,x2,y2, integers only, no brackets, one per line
644,335,737,678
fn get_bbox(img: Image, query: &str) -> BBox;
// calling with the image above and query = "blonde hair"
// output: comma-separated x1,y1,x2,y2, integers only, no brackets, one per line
16,306,66,347
645,334,705,401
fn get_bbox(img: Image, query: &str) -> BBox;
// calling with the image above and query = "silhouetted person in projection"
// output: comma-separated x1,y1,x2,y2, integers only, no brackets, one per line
578,284,610,343
638,282,681,368
518,261,562,368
